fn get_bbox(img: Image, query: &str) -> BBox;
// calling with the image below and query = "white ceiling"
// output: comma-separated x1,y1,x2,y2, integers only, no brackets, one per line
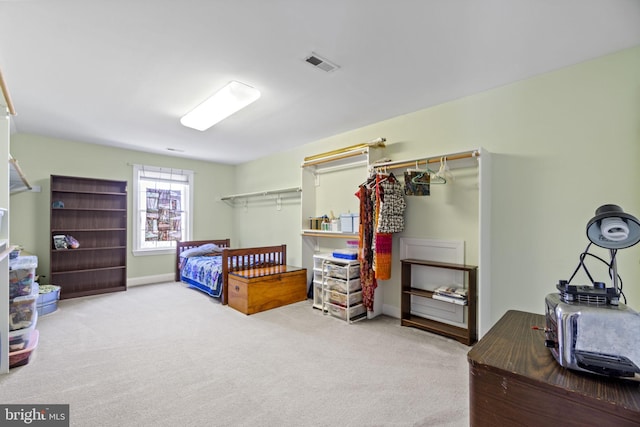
1,1,639,165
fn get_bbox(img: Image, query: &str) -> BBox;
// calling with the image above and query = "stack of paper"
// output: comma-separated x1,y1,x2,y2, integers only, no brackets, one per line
432,285,468,305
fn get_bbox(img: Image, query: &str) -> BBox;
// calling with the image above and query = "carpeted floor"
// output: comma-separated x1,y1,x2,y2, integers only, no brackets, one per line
1,282,471,426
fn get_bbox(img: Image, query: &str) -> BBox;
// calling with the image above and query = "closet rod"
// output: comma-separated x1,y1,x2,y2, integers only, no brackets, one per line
220,186,301,201
0,67,16,116
371,149,479,171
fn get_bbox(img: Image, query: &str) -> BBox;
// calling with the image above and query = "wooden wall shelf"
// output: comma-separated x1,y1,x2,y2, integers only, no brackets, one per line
401,258,477,345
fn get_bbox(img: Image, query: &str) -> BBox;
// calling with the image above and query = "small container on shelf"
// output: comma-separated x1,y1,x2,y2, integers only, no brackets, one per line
340,213,359,234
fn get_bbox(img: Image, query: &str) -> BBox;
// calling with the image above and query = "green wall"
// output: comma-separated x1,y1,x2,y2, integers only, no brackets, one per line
9,135,235,284
234,45,640,327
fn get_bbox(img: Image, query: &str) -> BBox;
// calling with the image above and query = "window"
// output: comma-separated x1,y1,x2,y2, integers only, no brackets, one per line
133,164,193,256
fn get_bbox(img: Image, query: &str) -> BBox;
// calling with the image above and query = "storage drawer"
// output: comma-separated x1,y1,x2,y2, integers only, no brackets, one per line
327,303,366,321
324,277,361,293
324,263,359,279
324,289,363,306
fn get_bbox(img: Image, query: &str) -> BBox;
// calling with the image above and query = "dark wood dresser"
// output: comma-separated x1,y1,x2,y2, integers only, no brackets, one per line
467,310,640,427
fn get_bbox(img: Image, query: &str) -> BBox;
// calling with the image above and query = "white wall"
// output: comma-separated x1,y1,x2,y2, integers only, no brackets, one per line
233,46,640,332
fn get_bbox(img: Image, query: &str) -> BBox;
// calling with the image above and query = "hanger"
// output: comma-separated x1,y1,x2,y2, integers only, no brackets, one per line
364,170,397,189
434,156,454,183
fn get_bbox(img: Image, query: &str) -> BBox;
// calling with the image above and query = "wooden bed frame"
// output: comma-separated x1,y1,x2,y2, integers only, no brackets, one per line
175,239,287,305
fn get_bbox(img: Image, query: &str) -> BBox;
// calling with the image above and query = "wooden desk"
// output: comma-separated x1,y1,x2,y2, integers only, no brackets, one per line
227,265,307,315
467,310,640,427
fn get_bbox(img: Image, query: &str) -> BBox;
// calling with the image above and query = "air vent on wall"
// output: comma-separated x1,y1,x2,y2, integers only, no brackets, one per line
304,53,339,73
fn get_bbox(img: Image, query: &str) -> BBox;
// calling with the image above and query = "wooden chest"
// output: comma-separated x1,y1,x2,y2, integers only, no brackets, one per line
227,265,307,315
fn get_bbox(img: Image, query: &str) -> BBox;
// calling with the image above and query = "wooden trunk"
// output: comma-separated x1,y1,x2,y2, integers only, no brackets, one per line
227,265,307,315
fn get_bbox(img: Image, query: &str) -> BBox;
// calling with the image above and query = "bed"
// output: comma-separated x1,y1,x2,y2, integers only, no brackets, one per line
175,239,290,306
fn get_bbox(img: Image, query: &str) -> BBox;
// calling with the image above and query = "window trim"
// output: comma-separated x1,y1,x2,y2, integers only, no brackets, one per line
132,164,193,256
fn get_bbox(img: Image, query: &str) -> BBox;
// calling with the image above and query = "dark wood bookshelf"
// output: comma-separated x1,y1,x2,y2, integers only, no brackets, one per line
401,258,477,345
50,175,127,299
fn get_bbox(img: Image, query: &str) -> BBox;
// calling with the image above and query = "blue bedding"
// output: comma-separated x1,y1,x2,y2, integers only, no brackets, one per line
180,255,224,297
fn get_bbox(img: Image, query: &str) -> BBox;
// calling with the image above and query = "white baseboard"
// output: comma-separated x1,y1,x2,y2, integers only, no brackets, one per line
382,303,400,319
127,273,175,287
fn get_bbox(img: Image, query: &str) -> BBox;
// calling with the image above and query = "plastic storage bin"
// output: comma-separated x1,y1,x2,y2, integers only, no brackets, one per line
9,255,38,299
10,330,39,368
37,284,61,316
340,213,359,233
332,249,358,260
10,285,39,331
8,313,38,352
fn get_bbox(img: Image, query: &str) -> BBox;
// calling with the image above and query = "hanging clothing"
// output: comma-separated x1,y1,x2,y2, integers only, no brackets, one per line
357,182,377,311
377,179,405,233
374,232,392,280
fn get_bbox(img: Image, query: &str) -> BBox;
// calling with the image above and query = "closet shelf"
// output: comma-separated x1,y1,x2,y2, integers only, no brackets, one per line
9,155,32,194
301,137,386,168
301,230,358,239
220,187,301,202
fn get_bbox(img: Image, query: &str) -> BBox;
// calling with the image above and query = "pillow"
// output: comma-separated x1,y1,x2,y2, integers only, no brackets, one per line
180,243,223,258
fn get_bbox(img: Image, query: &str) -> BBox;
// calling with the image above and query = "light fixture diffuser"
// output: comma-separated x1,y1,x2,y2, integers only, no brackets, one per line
180,80,260,131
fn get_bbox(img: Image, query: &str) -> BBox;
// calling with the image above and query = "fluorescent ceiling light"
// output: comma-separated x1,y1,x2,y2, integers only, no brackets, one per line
180,80,260,131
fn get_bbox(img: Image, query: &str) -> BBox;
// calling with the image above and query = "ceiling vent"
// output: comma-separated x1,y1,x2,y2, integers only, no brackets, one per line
304,53,339,73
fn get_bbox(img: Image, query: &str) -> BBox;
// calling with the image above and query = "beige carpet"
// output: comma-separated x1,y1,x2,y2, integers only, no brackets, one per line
1,282,471,427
